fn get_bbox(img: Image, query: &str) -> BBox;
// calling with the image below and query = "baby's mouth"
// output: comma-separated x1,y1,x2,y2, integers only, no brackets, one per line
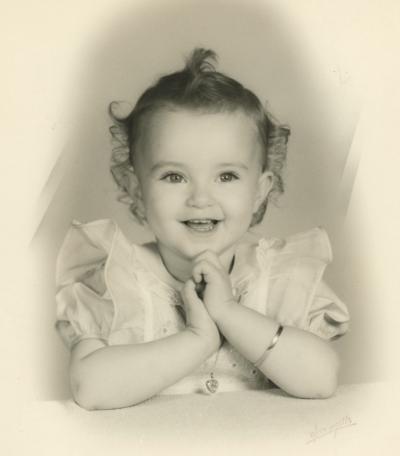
182,219,220,232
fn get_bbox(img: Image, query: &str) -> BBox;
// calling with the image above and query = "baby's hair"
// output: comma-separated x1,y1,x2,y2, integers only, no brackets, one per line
109,48,290,225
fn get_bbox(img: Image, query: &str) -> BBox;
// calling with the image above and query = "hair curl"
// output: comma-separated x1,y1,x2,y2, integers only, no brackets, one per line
109,48,290,226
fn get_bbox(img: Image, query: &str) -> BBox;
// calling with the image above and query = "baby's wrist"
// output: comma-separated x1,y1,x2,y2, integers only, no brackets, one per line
184,326,221,356
213,299,239,326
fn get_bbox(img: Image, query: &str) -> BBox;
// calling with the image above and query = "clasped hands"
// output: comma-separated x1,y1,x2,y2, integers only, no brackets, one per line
180,250,238,351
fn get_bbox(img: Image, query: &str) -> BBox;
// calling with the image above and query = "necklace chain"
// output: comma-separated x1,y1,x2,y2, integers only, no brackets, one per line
205,335,225,394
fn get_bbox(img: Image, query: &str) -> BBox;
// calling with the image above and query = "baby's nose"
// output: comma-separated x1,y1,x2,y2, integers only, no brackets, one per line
186,183,214,208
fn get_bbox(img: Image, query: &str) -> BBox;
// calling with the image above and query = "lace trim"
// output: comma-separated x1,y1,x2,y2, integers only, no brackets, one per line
123,237,280,313
129,246,182,305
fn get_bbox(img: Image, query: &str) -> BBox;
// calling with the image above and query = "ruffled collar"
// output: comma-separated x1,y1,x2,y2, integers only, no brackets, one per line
130,239,262,300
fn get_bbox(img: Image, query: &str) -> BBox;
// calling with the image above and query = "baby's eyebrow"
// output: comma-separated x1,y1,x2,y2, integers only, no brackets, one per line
150,161,185,172
217,162,249,170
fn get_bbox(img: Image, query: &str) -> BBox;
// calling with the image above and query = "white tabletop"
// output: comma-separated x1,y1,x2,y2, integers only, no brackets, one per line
16,382,400,456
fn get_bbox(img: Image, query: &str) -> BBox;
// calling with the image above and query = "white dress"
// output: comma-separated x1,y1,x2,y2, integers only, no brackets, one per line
55,219,350,394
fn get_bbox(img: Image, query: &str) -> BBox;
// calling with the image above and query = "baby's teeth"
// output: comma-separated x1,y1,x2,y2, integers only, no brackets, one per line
185,219,216,232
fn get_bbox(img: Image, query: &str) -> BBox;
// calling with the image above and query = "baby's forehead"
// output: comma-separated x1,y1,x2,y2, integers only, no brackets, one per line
134,107,264,168
140,107,259,140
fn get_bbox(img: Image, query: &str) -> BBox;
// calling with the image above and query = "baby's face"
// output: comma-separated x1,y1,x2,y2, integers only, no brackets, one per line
133,108,272,262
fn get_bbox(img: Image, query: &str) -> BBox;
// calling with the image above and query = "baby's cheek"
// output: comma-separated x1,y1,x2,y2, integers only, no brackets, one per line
228,201,254,226
230,189,254,210
147,190,171,210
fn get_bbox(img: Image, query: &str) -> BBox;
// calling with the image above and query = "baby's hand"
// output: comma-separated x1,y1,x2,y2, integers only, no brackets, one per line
191,251,237,324
180,279,222,353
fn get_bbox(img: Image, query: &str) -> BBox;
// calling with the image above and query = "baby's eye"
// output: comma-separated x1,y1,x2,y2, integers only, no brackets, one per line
218,172,239,183
161,173,186,183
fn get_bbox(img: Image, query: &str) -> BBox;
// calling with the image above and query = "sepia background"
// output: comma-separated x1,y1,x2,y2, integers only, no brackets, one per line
3,0,399,406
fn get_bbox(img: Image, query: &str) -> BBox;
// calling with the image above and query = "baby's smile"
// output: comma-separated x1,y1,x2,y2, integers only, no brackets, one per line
181,218,221,233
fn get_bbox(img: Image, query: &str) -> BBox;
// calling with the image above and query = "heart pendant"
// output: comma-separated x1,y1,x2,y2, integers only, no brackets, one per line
205,377,219,394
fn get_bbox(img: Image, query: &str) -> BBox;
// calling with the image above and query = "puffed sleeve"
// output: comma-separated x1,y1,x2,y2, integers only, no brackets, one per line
55,219,146,349
307,280,349,340
257,227,350,341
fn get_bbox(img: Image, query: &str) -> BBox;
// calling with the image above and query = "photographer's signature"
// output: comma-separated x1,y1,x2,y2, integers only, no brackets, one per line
306,415,357,444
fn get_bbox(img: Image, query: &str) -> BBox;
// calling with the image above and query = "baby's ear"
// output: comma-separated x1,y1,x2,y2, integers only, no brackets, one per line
253,171,273,212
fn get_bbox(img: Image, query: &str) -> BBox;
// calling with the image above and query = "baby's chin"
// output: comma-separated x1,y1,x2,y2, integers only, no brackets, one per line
187,244,237,263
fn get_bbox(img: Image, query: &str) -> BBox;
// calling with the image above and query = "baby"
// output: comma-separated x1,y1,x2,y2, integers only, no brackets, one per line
55,48,349,410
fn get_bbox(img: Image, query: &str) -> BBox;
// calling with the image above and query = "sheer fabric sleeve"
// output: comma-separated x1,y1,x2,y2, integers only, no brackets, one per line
55,219,146,349
307,279,349,340
258,227,350,341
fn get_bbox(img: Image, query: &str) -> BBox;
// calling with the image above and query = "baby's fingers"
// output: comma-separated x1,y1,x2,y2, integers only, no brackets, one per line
181,280,221,351
192,260,221,285
181,279,202,305
181,279,208,318
181,280,210,325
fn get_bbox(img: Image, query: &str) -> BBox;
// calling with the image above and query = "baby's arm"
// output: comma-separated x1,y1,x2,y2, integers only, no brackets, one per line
69,280,221,410
215,305,338,398
192,251,339,399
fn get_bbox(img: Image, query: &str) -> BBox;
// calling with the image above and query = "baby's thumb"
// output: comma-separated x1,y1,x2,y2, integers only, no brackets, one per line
181,279,201,306
181,279,205,322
